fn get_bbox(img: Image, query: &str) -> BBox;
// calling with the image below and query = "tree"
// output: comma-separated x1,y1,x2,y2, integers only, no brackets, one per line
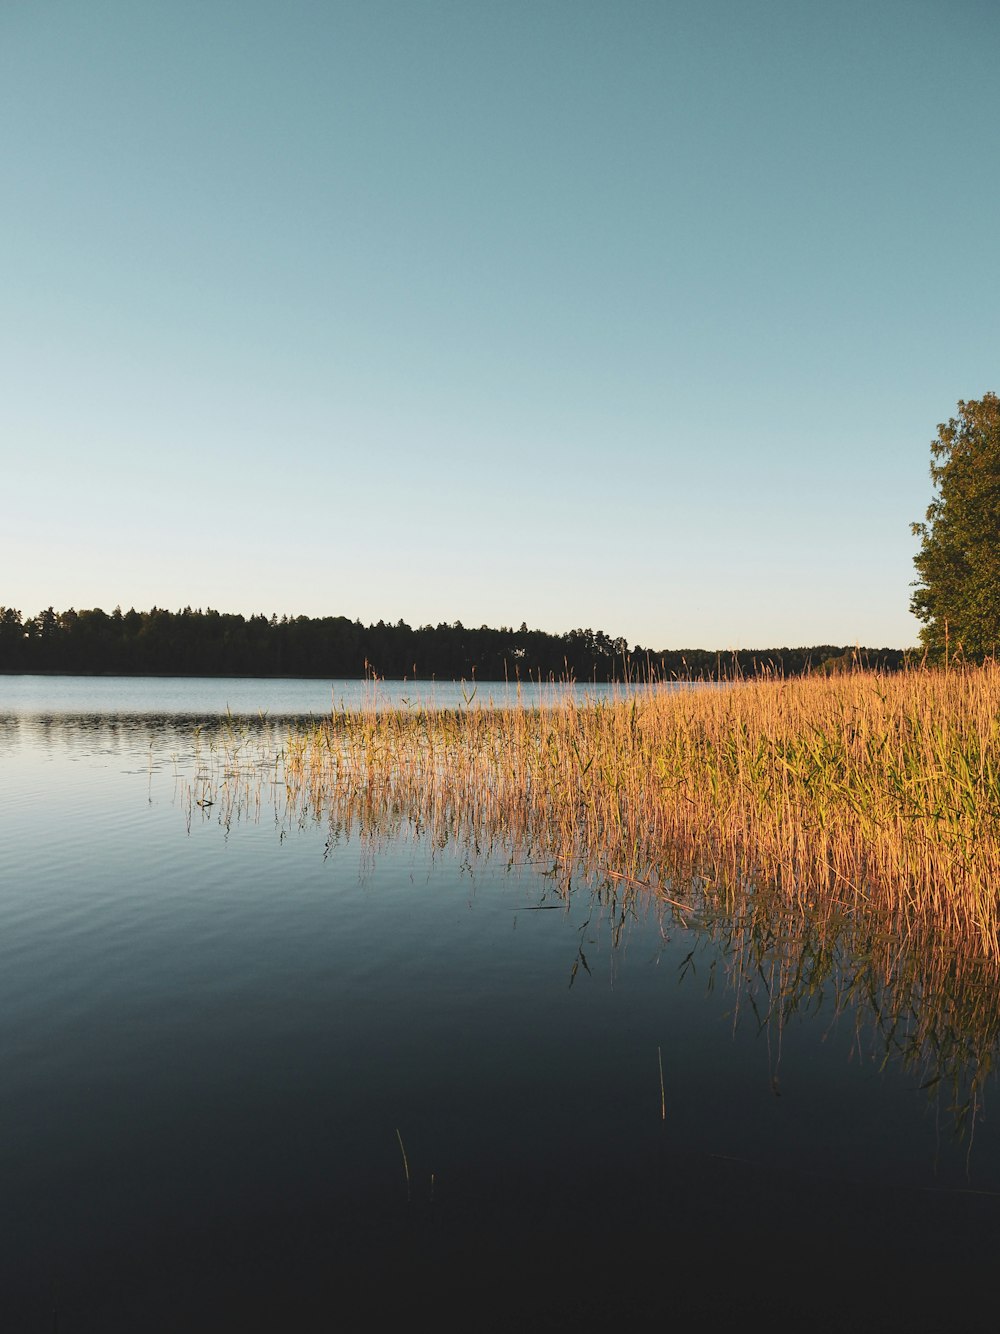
911,392,1000,658
0,607,24,670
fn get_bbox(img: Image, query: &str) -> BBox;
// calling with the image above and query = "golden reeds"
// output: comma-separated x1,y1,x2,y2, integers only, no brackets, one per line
178,666,1000,1132
270,665,1000,962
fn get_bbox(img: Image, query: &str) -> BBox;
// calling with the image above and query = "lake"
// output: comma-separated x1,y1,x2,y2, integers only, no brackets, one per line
2,676,999,1331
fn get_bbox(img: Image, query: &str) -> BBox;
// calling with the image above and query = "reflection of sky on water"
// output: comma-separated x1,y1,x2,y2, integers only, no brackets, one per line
0,673,671,719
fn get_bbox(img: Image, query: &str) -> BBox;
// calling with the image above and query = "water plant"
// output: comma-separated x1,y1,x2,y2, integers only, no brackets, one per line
270,665,1000,958
177,664,1000,1137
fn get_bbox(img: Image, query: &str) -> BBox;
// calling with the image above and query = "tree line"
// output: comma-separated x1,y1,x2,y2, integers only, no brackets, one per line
0,604,907,680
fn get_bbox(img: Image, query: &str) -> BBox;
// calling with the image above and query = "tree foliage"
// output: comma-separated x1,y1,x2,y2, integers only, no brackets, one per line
911,393,1000,657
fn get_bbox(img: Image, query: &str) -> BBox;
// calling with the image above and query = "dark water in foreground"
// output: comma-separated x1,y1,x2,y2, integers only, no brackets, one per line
2,678,999,1330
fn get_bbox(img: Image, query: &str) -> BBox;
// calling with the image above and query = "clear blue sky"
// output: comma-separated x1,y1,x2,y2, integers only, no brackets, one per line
2,0,997,649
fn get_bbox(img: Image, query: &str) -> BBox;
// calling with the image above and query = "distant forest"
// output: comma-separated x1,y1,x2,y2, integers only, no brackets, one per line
0,605,910,680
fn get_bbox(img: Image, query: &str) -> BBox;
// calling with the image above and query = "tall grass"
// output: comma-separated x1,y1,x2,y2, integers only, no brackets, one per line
179,665,1000,1133
271,665,1000,960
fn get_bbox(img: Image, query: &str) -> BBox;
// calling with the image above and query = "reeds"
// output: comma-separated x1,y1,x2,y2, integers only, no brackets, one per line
178,665,1000,1133
270,665,1000,962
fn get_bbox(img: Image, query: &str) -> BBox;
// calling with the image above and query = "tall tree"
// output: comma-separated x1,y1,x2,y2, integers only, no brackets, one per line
911,392,1000,657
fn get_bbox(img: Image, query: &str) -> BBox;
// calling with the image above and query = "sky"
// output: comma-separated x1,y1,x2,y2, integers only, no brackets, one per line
2,0,998,650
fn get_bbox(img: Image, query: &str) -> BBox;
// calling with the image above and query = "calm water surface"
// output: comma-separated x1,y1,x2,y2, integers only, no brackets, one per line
2,677,999,1330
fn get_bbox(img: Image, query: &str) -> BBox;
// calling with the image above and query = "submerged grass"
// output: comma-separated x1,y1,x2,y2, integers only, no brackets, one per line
272,665,1000,962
